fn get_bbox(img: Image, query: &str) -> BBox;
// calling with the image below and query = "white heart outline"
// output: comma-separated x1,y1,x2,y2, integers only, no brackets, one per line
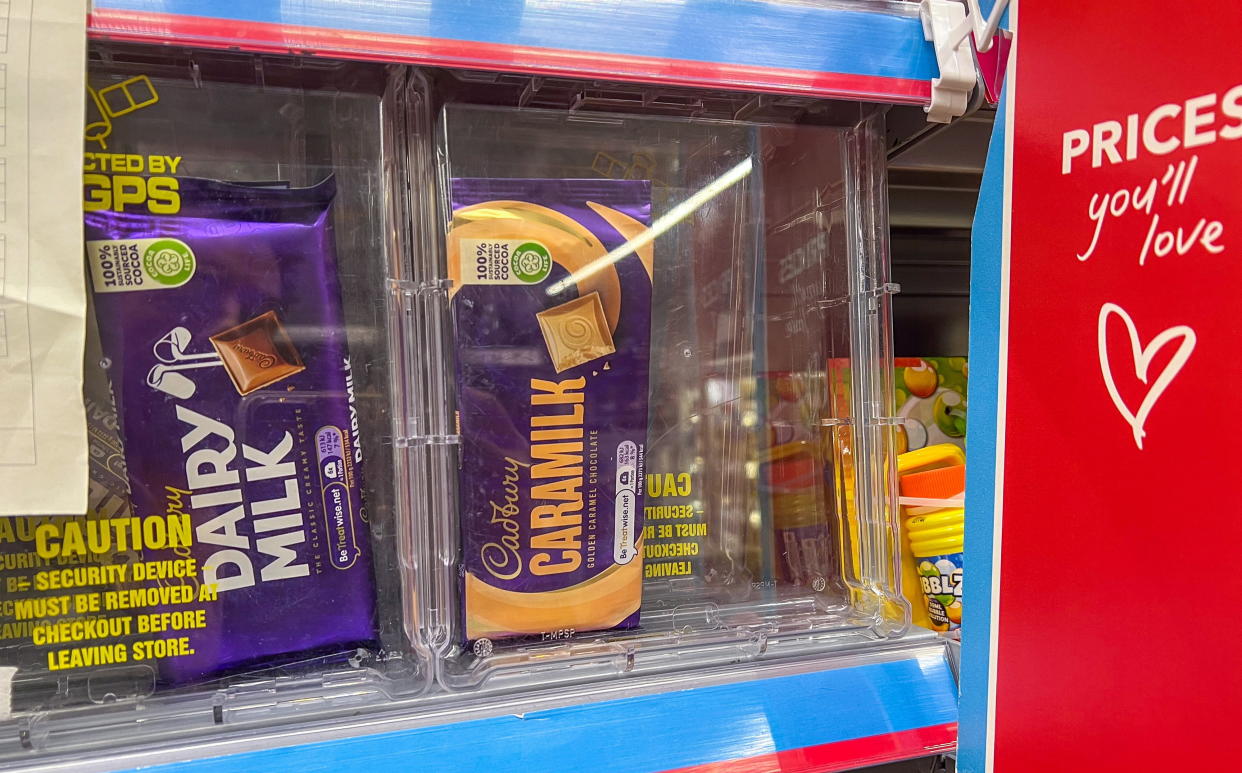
1097,302,1196,450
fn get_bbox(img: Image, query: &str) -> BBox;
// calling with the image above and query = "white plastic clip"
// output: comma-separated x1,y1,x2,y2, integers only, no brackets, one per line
963,0,1011,53
919,0,976,123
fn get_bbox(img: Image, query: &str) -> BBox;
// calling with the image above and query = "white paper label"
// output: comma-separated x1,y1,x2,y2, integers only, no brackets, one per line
0,0,90,515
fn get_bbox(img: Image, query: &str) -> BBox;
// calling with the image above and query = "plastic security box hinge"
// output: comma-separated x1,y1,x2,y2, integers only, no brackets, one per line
418,278,453,295
816,282,900,312
411,434,461,446
389,278,417,307
919,0,977,123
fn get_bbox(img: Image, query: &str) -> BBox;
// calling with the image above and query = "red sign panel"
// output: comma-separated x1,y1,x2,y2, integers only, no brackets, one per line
992,1,1242,768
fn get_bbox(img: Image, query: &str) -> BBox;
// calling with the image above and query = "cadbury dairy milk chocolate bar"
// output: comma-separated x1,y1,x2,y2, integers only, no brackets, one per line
83,177,376,683
450,178,652,643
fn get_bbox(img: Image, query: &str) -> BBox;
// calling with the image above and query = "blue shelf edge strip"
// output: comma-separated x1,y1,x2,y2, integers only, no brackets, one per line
90,0,937,103
141,655,957,773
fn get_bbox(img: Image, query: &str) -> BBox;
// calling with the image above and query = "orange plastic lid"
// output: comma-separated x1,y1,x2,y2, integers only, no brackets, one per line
899,464,965,499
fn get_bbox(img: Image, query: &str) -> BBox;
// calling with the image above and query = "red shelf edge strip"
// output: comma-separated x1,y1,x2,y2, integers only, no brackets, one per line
87,9,932,105
662,722,958,773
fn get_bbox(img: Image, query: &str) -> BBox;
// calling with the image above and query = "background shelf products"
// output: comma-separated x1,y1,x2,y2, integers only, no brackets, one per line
2,43,935,769
894,358,967,455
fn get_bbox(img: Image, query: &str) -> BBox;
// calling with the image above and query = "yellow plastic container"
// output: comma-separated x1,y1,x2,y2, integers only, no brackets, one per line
907,507,963,631
896,444,964,632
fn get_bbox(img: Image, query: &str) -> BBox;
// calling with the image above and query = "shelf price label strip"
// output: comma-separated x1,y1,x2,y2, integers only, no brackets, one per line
135,655,957,773
88,0,936,104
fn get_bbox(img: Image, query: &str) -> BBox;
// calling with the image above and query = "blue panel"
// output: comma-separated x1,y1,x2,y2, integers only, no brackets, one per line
138,656,957,773
958,77,1008,773
93,0,938,83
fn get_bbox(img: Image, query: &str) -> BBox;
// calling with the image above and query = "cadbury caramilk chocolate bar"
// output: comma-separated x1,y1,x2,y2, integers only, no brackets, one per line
450,178,652,642
82,177,376,683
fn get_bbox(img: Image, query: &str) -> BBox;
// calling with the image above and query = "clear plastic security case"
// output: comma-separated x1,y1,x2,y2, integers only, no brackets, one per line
0,49,431,762
423,84,906,690
0,47,908,768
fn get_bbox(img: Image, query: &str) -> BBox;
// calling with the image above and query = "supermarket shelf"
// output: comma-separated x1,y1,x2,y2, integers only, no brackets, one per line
88,0,938,104
69,7,955,772
93,640,957,773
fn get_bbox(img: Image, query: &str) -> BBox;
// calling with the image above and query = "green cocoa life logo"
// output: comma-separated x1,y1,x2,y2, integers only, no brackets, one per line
511,242,551,283
142,239,196,287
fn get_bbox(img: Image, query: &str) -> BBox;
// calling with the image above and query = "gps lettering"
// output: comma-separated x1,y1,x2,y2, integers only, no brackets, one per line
83,154,184,214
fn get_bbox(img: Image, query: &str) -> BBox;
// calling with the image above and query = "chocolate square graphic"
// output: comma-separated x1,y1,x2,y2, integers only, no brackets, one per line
210,310,306,395
536,292,616,373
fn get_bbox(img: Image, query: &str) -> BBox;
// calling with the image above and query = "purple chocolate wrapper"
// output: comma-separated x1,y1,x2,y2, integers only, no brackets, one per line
84,177,376,683
450,178,651,642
